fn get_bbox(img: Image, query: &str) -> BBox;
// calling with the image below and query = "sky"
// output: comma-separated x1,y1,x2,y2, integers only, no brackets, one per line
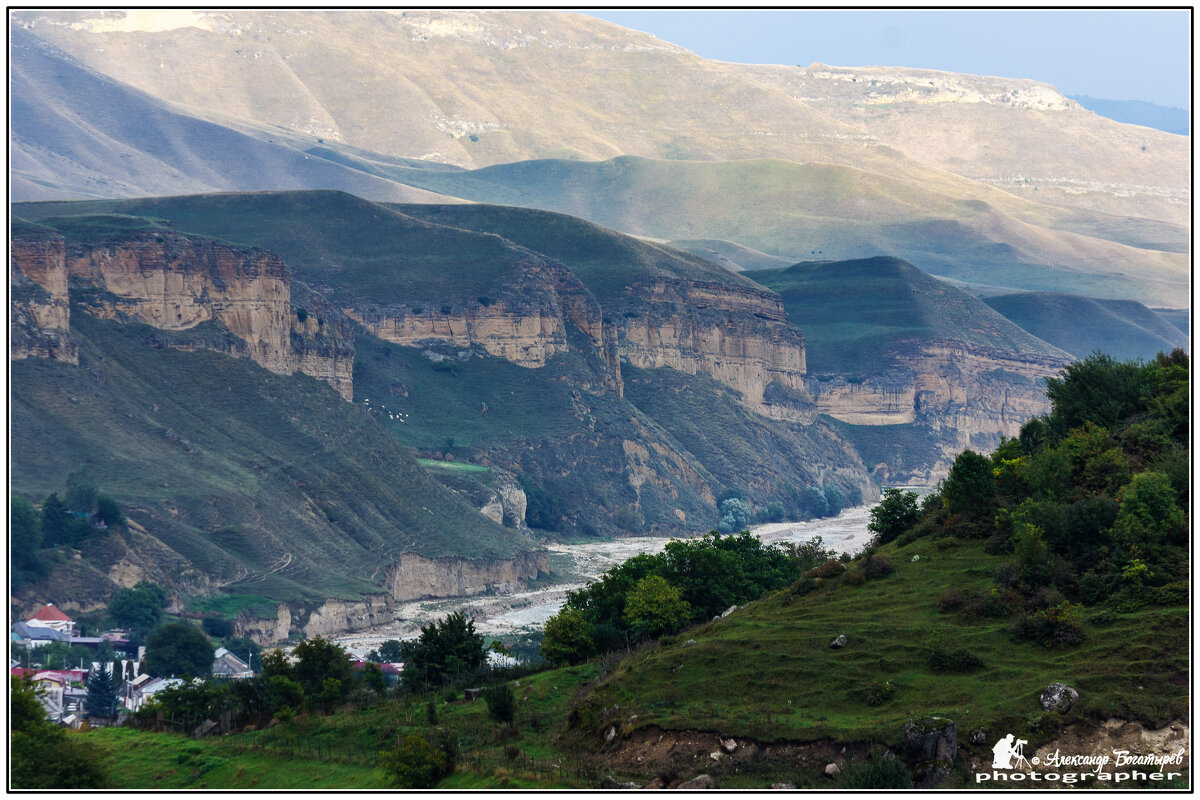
580,9,1192,110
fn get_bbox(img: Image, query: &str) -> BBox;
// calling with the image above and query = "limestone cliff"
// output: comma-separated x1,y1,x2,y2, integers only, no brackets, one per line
616,278,811,421
386,550,548,602
812,341,1068,483
59,231,354,399
9,236,78,363
347,259,622,394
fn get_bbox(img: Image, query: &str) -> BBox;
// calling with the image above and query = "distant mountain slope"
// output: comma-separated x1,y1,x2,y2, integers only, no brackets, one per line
13,9,1186,228
1068,95,1189,135
750,257,1067,374
382,156,1188,306
8,27,454,203
984,292,1189,361
666,240,799,272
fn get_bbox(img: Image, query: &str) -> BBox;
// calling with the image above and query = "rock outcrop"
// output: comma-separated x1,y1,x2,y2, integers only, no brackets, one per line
10,236,78,363
62,231,355,399
348,259,621,392
616,278,811,421
386,550,548,602
301,594,396,639
811,341,1067,482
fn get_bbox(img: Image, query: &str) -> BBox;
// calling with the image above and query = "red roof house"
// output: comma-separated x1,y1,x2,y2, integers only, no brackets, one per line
26,604,75,635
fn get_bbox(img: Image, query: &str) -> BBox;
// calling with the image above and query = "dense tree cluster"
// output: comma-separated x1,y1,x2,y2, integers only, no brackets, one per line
401,612,487,692
894,350,1189,645
11,678,109,788
540,531,837,664
11,471,128,587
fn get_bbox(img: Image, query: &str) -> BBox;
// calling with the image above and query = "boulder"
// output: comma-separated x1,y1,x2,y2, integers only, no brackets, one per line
824,762,841,778
677,774,716,789
601,776,641,789
1039,682,1079,713
604,725,618,743
913,759,954,790
720,738,737,754
647,777,666,789
830,633,847,649
721,605,738,617
911,554,920,562
969,728,987,745
903,717,957,764
771,784,796,790
684,639,697,647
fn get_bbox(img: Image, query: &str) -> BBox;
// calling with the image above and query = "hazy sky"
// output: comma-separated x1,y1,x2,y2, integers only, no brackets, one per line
580,9,1192,109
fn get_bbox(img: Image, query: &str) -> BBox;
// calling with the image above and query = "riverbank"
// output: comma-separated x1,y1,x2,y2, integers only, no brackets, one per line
333,504,877,655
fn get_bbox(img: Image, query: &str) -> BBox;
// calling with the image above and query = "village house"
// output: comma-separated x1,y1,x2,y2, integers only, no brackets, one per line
211,647,254,679
24,603,76,636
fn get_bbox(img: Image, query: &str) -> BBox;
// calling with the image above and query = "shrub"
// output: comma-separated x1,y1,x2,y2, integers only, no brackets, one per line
927,647,985,672
937,589,966,613
1011,601,1084,648
1149,581,1188,606
806,559,846,579
1077,571,1116,605
841,569,866,587
484,683,516,725
791,577,819,597
864,680,894,706
863,555,895,580
839,748,913,789
382,733,454,789
935,536,959,550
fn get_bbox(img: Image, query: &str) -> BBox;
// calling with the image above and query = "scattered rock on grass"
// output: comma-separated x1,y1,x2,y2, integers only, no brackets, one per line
1039,682,1079,713
830,633,847,649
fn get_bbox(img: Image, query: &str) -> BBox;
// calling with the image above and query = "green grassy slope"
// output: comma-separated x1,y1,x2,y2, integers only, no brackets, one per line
11,311,532,605
391,203,755,303
576,534,1187,748
14,192,535,304
984,292,1189,361
748,257,1068,374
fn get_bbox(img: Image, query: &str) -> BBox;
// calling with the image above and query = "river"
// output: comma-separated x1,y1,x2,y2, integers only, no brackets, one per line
332,504,877,657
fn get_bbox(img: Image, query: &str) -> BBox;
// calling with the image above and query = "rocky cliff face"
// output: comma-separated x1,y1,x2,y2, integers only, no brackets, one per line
616,279,811,421
10,237,78,363
348,260,621,391
58,232,354,399
386,550,548,602
812,341,1068,483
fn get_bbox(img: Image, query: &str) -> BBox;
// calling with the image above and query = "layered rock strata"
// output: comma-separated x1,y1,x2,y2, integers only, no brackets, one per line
811,340,1068,481
348,259,621,391
386,550,548,603
616,278,811,421
56,231,354,399
10,236,78,363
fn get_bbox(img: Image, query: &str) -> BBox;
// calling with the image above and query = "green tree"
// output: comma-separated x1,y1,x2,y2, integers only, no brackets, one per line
1045,353,1145,439
941,450,995,518
107,581,168,635
94,495,126,527
1112,471,1186,555
64,469,98,513
40,492,70,547
402,612,486,691
144,623,214,679
716,497,752,533
361,663,388,697
868,489,921,545
11,678,109,788
11,496,50,587
377,639,404,662
623,575,691,639
290,637,353,701
84,663,120,720
540,607,596,666
484,683,515,724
